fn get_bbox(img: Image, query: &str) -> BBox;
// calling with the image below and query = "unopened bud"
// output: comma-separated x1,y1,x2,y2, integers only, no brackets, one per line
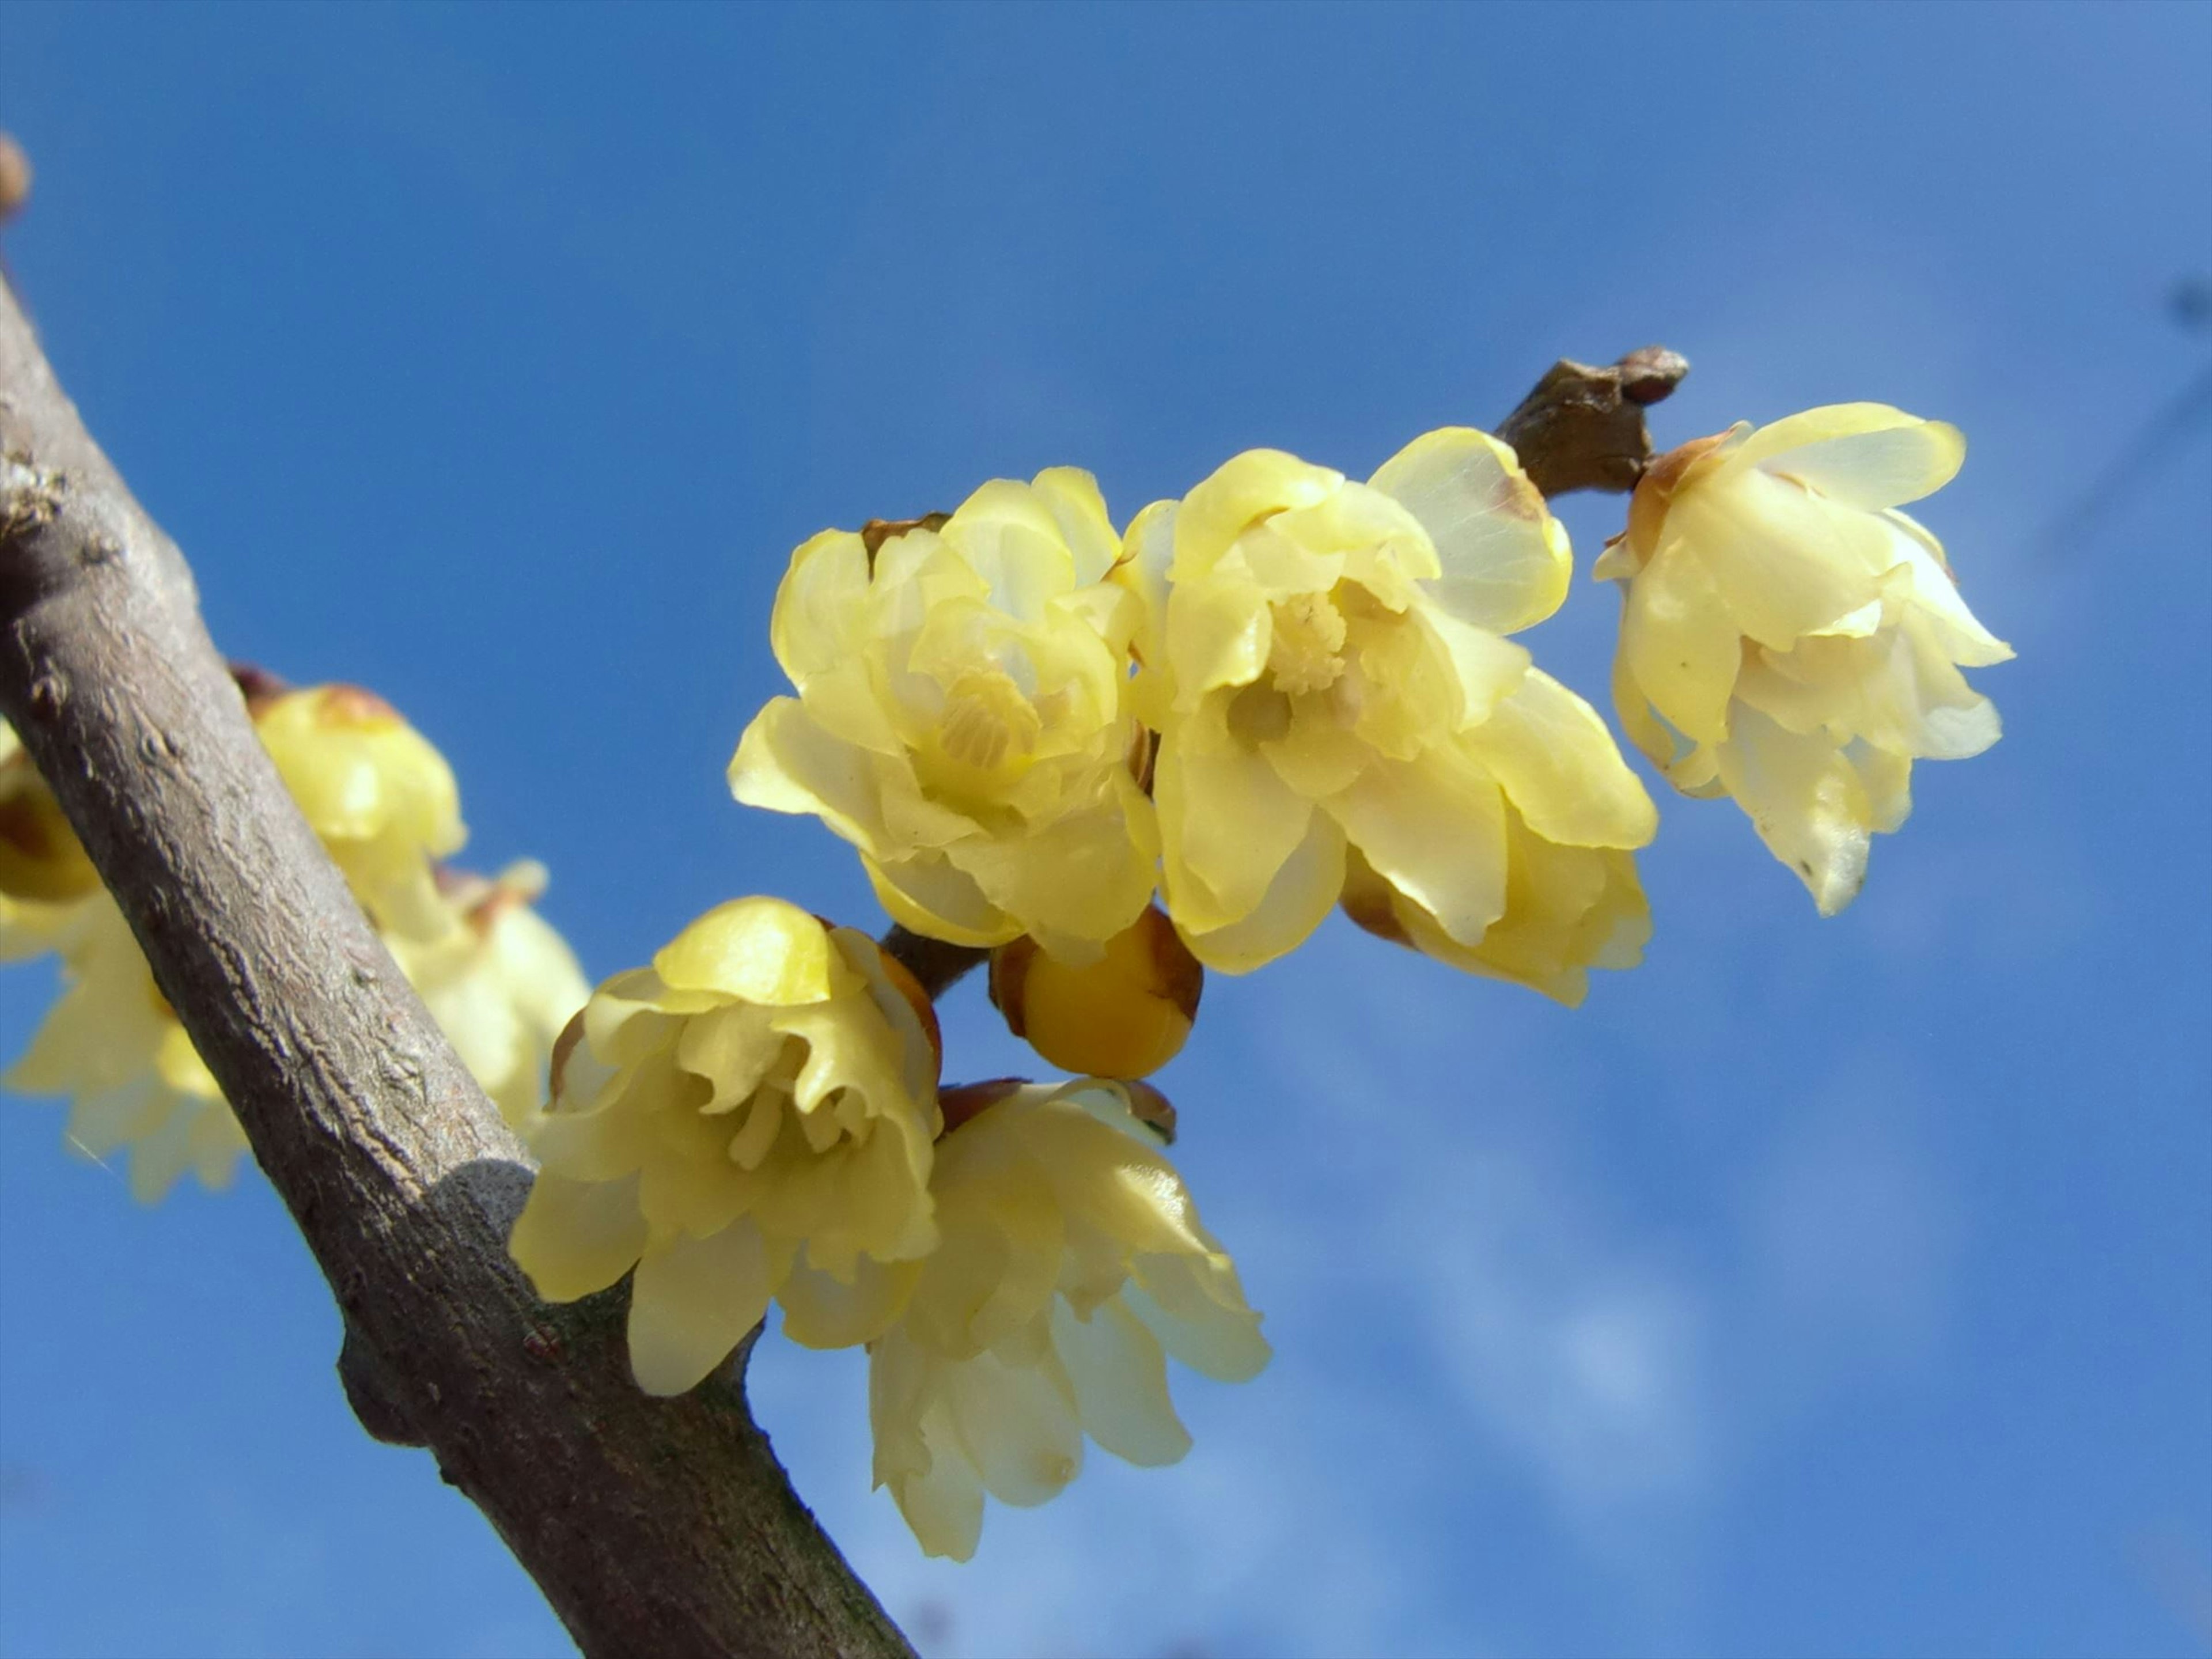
988,906,1201,1080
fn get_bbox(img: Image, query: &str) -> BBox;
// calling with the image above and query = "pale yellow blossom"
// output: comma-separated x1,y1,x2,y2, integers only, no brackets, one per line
870,1078,1267,1561
1596,404,2012,914
254,685,466,941
509,897,942,1395
387,860,591,1129
5,896,248,1202
0,721,101,960
1124,429,1656,984
730,472,1156,960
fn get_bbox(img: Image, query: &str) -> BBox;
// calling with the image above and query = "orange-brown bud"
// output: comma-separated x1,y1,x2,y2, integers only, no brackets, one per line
988,906,1201,1080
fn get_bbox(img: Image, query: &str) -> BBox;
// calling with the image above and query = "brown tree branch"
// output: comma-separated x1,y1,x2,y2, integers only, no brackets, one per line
1495,345,1691,497
877,344,1691,999
0,272,910,1654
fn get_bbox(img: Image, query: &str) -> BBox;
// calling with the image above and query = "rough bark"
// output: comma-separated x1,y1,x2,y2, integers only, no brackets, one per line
0,275,912,1657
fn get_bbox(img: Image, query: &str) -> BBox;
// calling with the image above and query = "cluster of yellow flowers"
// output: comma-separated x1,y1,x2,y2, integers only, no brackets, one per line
2,682,590,1200
3,393,2009,1565
507,399,2006,1559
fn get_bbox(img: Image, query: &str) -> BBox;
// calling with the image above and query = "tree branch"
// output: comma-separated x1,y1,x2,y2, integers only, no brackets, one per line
1495,344,1691,497
0,271,910,1656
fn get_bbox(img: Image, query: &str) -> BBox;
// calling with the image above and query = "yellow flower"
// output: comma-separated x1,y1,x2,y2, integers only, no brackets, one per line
1124,429,1656,979
870,1078,1267,1562
509,897,943,1395
0,721,101,960
1339,814,1652,1007
987,906,1201,1079
254,685,466,941
386,860,591,1130
730,472,1157,960
1596,404,2012,914
5,896,248,1202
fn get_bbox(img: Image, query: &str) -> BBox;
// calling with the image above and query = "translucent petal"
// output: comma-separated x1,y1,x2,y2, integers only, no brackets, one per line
1030,466,1123,586
1175,808,1346,974
1164,566,1271,703
1124,1260,1271,1382
626,1222,781,1395
952,797,1157,959
1668,468,1889,647
1369,426,1571,633
1878,509,2014,667
1413,604,1532,731
865,853,1021,947
1156,700,1316,933
509,1172,650,1302
1115,499,1177,675
770,529,872,686
1051,1296,1192,1468
1172,449,1343,581
1462,669,1657,849
945,1348,1085,1507
1715,703,1876,916
942,479,1078,624
1324,751,1508,947
729,698,889,857
1726,404,1965,509
779,1256,921,1349
1620,540,1743,745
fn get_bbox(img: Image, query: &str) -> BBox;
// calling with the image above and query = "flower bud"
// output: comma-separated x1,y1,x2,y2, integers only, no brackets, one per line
988,906,1200,1080
252,684,465,941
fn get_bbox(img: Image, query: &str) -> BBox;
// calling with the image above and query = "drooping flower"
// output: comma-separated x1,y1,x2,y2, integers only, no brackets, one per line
729,472,1157,960
870,1077,1267,1562
385,859,591,1130
5,896,248,1202
0,721,101,960
988,906,1201,1079
1123,429,1657,984
253,684,467,942
1596,404,2012,914
509,896,943,1395
6,861,593,1201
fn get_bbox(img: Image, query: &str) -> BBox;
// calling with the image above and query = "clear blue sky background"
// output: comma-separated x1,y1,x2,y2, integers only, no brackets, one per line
2,5,2208,1656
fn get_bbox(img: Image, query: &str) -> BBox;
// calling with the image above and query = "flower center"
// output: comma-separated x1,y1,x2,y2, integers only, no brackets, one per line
1266,593,1348,696
938,668,1042,772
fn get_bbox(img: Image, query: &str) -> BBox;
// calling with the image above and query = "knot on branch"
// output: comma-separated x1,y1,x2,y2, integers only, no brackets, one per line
339,1321,426,1448
1497,346,1691,497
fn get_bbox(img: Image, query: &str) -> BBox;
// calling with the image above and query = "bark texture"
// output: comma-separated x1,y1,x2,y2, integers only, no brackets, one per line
0,276,911,1657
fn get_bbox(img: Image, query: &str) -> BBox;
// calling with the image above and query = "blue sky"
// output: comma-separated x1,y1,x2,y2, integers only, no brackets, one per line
2,4,2209,1656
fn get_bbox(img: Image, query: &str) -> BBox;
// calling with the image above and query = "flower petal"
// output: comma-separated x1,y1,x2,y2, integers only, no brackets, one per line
1156,700,1317,934
1620,540,1743,745
770,530,872,686
1461,669,1657,849
1050,1295,1192,1468
510,1171,650,1302
1715,702,1877,916
1370,426,1571,633
1172,449,1343,581
626,1222,782,1395
1727,403,1965,509
1324,750,1508,948
1030,467,1123,586
1175,808,1346,974
778,1256,921,1349
653,896,853,1005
